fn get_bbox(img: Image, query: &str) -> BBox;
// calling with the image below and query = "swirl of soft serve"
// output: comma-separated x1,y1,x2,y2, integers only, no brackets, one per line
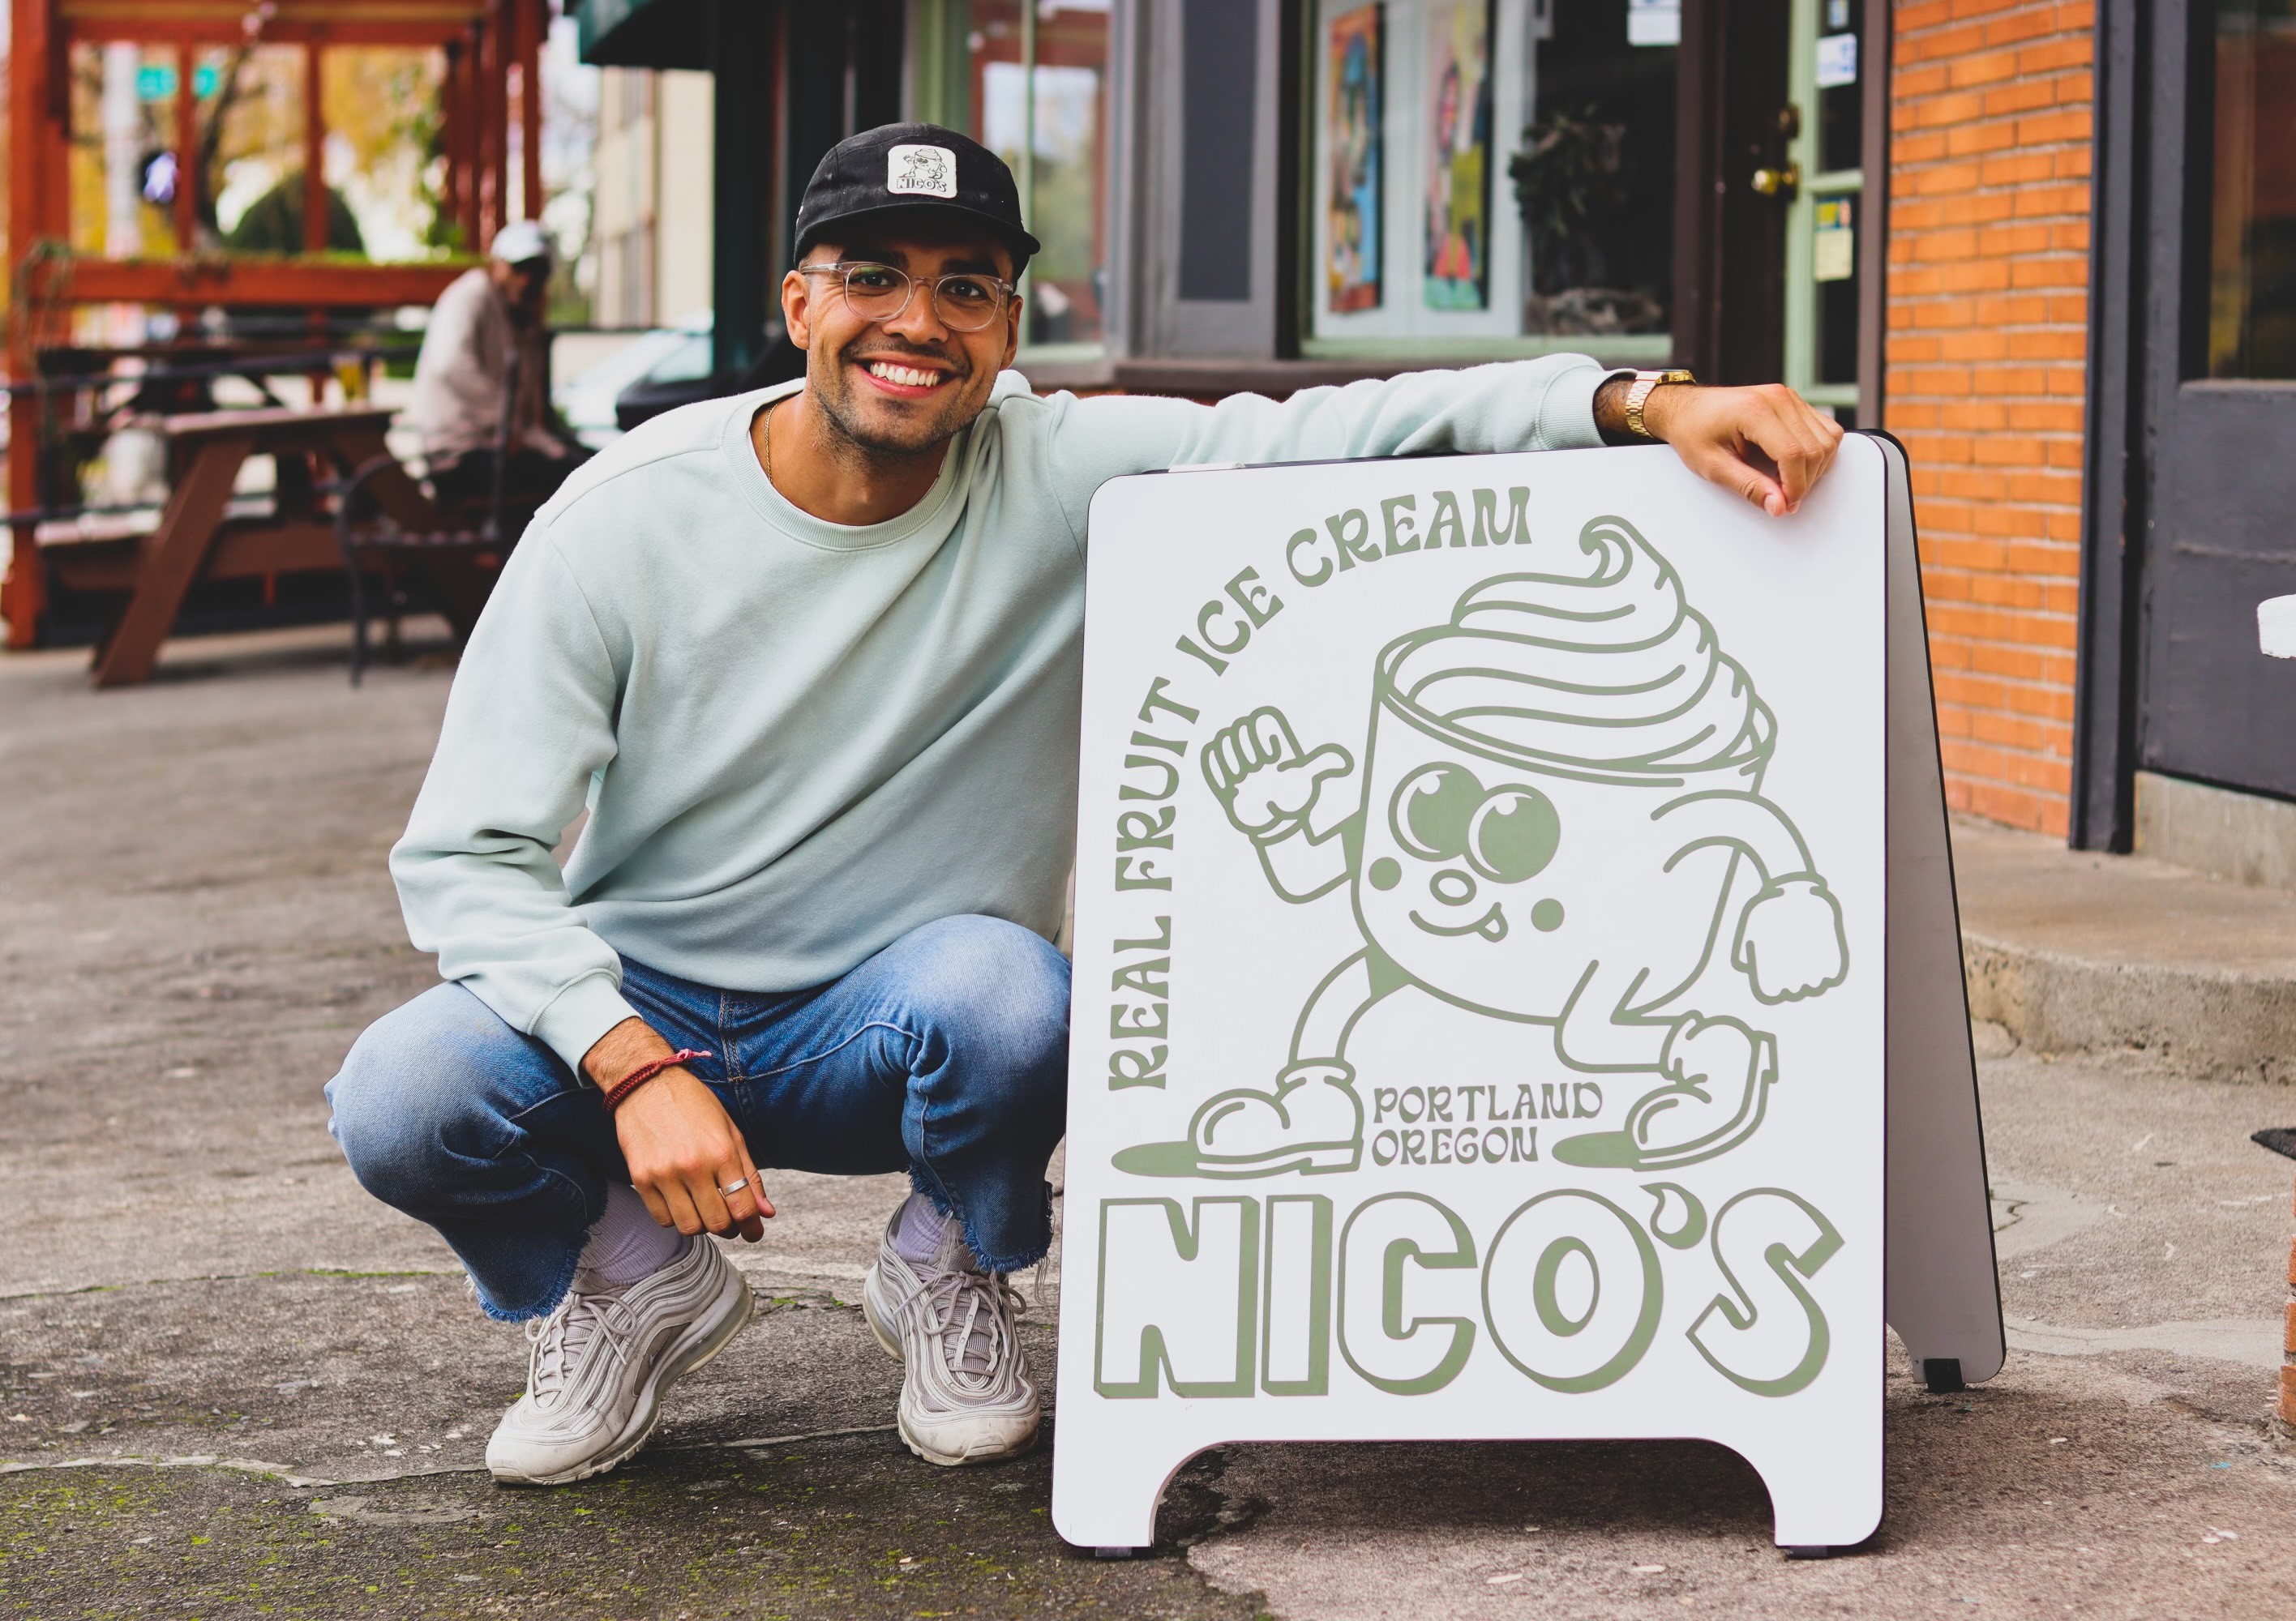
1387,515,1773,776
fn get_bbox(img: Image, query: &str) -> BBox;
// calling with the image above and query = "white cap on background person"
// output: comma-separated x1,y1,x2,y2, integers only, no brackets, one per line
489,220,551,267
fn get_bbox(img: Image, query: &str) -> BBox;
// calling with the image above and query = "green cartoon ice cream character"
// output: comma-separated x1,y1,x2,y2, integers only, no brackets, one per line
1116,514,1849,1178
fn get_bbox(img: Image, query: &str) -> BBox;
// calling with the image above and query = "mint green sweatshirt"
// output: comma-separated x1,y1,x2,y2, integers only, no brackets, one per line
392,357,1612,1071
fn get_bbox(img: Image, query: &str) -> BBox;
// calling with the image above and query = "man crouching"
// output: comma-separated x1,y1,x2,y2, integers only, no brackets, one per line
324,123,1844,1486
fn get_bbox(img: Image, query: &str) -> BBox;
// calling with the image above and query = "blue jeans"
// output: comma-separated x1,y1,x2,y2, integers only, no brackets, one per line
325,915,1069,1320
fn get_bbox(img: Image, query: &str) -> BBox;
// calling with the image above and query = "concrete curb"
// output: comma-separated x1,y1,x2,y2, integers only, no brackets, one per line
1963,931,2296,1083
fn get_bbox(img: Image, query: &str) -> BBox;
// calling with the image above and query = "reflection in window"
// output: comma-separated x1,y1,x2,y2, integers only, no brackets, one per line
1512,0,1673,337
65,43,448,263
1814,194,1860,386
67,45,187,256
971,1,1111,348
2209,0,2296,379
196,46,341,256
1815,0,1862,177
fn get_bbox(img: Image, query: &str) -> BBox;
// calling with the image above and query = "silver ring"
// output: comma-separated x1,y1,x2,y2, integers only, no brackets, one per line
718,1178,748,1198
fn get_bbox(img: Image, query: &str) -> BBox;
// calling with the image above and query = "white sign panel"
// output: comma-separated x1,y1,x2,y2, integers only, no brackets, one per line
1056,438,1907,1552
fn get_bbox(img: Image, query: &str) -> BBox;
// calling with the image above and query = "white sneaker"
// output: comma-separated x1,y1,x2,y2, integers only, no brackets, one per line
862,1209,1039,1466
486,1237,753,1486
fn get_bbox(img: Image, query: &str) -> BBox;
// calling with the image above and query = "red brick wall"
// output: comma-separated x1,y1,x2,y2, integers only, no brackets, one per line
1886,0,2094,836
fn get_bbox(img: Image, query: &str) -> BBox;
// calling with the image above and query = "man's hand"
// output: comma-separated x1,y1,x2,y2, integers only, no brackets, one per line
585,1017,772,1242
1600,379,1845,518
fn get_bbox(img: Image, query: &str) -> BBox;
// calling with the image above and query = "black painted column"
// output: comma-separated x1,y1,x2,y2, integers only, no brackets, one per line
708,0,772,377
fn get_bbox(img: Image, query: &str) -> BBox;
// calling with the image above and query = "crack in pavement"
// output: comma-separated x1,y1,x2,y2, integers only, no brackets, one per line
0,1267,459,1302
2005,1313,2285,1368
0,1422,905,1487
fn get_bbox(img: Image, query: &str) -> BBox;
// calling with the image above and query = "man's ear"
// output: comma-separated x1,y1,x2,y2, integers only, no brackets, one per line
781,267,816,352
999,290,1023,371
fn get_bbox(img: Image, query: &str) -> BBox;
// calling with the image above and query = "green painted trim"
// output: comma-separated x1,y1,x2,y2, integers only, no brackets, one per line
909,0,973,132
1783,0,1820,398
1300,334,1675,365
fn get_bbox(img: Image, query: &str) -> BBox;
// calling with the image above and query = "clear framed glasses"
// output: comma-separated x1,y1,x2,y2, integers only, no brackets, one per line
801,261,1017,331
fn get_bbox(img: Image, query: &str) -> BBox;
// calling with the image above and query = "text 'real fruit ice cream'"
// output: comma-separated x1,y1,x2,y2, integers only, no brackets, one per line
1378,515,1773,784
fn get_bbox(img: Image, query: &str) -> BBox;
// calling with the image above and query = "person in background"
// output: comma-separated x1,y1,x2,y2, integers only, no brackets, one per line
409,220,588,512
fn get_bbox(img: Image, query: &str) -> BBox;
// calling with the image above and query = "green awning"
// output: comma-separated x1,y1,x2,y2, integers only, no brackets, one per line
574,0,709,70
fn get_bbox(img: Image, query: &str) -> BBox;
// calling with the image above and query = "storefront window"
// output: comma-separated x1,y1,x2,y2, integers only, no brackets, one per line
1312,0,1673,353
970,0,1112,349
321,49,453,263
197,45,320,255
1806,0,1863,397
66,44,186,257
2208,0,2296,379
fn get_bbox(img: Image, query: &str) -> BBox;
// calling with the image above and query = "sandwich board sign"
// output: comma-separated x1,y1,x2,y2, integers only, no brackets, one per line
1052,434,2002,1554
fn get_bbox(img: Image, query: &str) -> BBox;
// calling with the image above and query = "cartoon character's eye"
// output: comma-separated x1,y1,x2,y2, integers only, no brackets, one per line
1467,786,1561,883
1390,763,1481,860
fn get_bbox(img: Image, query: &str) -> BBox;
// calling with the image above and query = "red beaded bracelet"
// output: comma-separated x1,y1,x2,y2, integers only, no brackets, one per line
600,1048,712,1113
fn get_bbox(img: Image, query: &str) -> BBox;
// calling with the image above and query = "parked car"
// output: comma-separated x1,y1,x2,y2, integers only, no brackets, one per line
614,329,806,434
553,312,713,449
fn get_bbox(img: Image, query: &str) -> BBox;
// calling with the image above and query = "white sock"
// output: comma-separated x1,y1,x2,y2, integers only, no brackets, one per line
576,1181,689,1292
893,1190,967,1269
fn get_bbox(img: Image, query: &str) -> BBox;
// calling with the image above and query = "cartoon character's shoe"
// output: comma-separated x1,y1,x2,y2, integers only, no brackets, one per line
1553,1017,1777,1170
1112,1061,1363,1178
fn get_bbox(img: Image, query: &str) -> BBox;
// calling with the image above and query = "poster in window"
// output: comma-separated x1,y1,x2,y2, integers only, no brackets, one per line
1326,5,1385,313
1424,0,1493,310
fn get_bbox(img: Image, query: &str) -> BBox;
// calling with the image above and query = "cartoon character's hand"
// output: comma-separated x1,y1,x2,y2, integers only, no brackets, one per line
1202,707,1353,839
1732,875,1848,1003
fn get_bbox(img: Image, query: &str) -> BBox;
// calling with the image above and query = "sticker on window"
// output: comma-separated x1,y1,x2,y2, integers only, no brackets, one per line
1814,198,1855,282
1815,33,1858,88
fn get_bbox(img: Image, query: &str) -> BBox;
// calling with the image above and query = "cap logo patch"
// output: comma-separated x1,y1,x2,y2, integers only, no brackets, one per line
886,143,958,199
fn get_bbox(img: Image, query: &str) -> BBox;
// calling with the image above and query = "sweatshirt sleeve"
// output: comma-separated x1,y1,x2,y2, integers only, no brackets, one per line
390,535,638,1075
1034,353,1615,550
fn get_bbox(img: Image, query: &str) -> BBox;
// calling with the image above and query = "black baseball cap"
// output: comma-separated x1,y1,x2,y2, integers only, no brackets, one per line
792,122,1043,268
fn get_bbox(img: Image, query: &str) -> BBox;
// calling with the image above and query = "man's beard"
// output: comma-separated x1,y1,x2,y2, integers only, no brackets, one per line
812,336,979,461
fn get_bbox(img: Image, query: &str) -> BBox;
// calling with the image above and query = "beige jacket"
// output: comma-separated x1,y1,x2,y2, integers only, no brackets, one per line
409,267,552,459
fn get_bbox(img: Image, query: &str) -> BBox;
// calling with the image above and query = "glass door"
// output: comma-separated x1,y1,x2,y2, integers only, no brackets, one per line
2131,0,2296,798
1780,0,1863,422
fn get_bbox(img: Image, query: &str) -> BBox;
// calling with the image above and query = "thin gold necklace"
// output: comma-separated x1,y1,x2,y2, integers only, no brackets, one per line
760,397,778,490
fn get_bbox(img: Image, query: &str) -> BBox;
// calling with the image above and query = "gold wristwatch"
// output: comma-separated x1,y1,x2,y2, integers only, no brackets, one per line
1623,368,1695,439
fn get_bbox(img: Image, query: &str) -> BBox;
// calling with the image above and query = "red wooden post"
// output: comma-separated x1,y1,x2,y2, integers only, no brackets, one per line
478,4,507,250
173,41,198,253
4,0,50,648
519,0,544,222
303,40,329,256
460,27,484,253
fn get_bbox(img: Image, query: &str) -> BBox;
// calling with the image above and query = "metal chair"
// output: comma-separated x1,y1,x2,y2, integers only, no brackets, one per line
333,352,531,685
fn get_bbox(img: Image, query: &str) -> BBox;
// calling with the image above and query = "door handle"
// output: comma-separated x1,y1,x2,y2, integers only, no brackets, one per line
1750,162,1801,199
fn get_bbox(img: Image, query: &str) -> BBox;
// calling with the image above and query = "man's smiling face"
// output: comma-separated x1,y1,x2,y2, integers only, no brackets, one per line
783,213,1022,458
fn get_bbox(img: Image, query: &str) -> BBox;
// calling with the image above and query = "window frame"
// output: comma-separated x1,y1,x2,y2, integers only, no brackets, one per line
1295,0,1677,366
910,0,1116,361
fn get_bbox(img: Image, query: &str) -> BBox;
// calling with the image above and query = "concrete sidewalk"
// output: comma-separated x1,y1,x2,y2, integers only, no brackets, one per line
3,624,2294,1619
1957,819,2296,1083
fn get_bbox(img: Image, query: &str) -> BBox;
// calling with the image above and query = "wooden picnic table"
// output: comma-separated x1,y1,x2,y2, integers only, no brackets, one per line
73,404,481,688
